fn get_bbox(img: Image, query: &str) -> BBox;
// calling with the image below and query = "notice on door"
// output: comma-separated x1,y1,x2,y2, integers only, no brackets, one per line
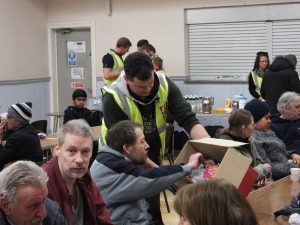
71,81,84,89
67,41,86,53
67,41,86,67
67,50,77,66
71,67,84,79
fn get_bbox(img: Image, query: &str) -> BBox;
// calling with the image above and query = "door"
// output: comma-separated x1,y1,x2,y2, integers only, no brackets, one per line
56,28,92,114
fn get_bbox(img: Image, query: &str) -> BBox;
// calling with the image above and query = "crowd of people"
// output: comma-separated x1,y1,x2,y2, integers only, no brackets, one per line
0,38,300,225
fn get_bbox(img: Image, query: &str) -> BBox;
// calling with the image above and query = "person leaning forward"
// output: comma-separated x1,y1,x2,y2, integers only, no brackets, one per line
91,120,203,225
42,119,112,225
100,51,209,225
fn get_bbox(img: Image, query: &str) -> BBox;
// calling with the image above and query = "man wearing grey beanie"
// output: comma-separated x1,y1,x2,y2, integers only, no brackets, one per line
0,102,43,170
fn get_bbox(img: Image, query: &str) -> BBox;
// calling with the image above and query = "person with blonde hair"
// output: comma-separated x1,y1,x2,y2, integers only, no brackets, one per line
174,179,259,225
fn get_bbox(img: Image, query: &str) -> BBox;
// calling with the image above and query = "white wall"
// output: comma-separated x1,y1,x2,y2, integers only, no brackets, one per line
0,0,48,80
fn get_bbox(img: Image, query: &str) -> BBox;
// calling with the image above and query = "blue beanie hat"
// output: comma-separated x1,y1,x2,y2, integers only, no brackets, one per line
244,99,270,123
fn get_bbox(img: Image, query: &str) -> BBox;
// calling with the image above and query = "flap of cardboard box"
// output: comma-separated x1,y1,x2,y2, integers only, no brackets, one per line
215,148,252,188
174,137,247,164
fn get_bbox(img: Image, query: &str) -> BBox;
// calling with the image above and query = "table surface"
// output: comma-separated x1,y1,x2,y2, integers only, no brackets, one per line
46,112,64,117
196,110,231,117
40,125,101,149
247,176,300,225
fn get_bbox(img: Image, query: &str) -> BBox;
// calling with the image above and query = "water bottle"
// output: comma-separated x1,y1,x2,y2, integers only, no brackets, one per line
238,94,247,109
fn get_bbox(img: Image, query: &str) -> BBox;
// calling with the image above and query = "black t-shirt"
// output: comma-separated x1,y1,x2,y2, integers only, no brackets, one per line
102,50,123,69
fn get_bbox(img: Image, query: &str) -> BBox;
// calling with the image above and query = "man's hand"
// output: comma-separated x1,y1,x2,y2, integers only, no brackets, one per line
187,152,203,170
291,153,300,165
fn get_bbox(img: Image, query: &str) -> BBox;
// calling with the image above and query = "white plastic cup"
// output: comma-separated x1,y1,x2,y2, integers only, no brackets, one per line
290,168,300,182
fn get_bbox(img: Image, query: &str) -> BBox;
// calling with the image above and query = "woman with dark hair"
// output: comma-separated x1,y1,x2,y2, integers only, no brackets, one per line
261,55,300,114
248,51,270,99
174,179,259,225
245,99,300,180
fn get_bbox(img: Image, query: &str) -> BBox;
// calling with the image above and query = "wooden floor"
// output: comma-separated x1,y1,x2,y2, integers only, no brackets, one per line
160,158,180,225
160,190,179,225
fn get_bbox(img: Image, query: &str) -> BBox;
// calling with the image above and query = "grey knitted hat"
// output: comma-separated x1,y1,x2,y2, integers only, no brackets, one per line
7,102,32,124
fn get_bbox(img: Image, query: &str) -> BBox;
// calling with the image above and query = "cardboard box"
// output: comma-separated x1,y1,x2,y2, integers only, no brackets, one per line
174,137,257,197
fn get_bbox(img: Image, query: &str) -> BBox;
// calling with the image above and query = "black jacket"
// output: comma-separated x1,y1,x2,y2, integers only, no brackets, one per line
261,56,300,114
270,115,300,154
63,106,101,127
0,123,43,170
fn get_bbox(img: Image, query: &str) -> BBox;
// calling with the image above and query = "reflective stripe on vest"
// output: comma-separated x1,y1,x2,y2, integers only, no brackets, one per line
101,74,169,161
103,51,124,85
251,71,263,95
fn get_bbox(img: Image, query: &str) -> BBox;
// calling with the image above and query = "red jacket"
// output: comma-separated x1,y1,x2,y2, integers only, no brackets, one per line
42,157,112,225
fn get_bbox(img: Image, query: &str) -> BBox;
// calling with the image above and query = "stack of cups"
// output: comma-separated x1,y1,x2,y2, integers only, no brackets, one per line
290,168,300,182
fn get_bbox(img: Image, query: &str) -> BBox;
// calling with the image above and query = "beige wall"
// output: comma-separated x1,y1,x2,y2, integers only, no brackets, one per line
0,0,48,81
1,0,300,81
47,0,300,77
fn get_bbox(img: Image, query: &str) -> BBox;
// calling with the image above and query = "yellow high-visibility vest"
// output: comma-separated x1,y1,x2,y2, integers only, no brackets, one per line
101,73,169,160
104,51,124,85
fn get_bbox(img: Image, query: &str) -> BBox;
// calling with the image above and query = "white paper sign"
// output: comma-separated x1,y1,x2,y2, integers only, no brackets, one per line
67,41,86,53
71,67,84,79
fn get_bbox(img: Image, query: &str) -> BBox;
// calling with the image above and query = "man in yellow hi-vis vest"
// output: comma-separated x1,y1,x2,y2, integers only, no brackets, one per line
102,37,132,85
100,51,209,225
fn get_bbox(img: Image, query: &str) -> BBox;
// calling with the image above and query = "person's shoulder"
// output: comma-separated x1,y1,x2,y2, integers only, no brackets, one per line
11,124,37,137
102,53,113,60
44,198,67,225
64,105,75,111
42,157,57,174
0,210,9,225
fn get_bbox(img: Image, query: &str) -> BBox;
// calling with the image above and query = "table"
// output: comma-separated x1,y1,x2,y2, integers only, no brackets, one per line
46,112,64,133
247,176,300,225
40,125,101,149
197,110,231,117
196,110,230,127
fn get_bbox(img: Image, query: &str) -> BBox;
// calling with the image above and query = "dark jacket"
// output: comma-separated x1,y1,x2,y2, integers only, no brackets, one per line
0,198,67,225
0,123,43,170
42,157,113,225
102,74,200,163
90,146,191,225
63,106,101,127
261,56,300,114
270,115,300,154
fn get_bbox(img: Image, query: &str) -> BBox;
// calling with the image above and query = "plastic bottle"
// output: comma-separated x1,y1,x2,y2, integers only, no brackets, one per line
238,94,247,109
190,96,197,113
197,95,203,113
